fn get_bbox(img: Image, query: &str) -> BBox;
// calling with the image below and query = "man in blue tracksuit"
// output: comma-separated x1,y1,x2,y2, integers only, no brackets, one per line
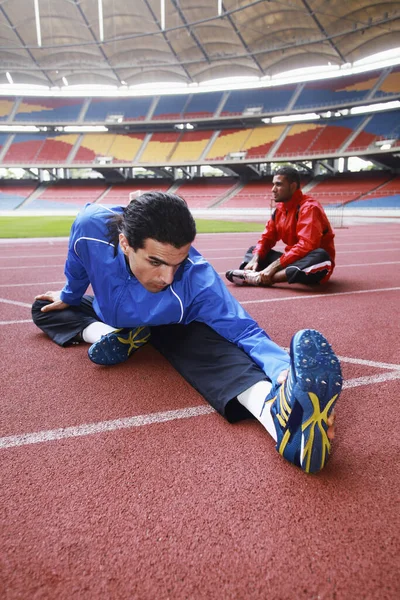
32,192,342,474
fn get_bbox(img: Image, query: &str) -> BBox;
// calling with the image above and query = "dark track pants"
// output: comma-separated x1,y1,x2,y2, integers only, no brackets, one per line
32,297,267,423
239,247,333,284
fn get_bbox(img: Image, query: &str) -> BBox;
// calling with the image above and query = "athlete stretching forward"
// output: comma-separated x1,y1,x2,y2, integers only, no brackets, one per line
32,191,342,474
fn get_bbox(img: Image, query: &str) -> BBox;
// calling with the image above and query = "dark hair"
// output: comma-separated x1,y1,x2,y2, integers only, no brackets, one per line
107,191,196,252
273,166,301,189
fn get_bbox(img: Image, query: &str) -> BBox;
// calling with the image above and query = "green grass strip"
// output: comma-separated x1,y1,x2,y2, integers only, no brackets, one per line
0,216,264,238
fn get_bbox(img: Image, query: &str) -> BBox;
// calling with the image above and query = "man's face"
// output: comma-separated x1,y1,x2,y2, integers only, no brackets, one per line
272,174,297,203
120,235,191,293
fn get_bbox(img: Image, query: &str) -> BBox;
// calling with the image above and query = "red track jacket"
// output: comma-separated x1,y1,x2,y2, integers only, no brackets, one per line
254,189,336,270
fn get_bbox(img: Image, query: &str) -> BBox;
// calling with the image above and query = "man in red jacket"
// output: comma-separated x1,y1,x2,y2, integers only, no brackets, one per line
226,166,335,287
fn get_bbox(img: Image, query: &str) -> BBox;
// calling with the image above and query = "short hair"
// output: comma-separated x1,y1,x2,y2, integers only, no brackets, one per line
107,191,196,252
273,166,301,189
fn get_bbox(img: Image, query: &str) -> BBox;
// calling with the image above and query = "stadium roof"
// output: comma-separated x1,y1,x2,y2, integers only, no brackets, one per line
0,0,400,90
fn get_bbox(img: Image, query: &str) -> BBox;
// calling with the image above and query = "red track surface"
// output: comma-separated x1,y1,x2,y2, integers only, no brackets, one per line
1,224,399,599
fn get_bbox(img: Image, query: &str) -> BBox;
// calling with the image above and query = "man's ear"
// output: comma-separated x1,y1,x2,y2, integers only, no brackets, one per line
119,233,129,254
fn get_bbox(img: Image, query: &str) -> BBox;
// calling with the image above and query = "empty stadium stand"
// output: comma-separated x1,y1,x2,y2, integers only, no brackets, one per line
23,182,107,211
100,181,172,206
0,182,37,210
14,98,85,122
173,178,239,209
84,98,153,122
308,173,393,205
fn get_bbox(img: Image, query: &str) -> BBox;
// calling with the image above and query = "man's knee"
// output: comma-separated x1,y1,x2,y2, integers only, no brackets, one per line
31,299,49,325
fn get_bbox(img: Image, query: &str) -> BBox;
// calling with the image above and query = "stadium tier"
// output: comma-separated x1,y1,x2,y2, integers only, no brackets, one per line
374,66,400,99
308,173,393,205
220,87,296,116
218,181,271,210
182,92,224,119
23,183,108,211
14,98,85,122
84,97,153,122
346,109,400,152
152,95,190,120
100,181,172,207
0,97,14,121
0,183,37,210
73,133,146,164
293,72,381,111
173,178,239,209
3,133,78,164
138,132,181,163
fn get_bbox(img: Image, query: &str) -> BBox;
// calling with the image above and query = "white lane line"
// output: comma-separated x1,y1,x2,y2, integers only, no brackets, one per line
1,370,399,451
0,406,215,450
343,370,400,388
0,254,67,260
240,287,400,305
0,281,65,288
0,319,33,325
0,264,64,270
0,297,32,308
337,355,400,371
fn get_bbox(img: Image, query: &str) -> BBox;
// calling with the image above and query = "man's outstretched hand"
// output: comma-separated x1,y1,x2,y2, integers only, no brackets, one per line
34,290,70,312
277,369,336,441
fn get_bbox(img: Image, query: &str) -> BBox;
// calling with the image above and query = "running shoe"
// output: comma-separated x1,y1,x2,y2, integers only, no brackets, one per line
261,329,342,473
88,326,151,365
225,269,261,286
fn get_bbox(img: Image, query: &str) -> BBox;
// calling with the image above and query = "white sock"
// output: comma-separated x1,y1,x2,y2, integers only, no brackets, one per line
82,322,117,344
237,380,278,442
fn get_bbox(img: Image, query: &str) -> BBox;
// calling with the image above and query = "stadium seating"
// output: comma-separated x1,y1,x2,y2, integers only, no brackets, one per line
173,178,239,209
374,66,400,99
346,110,400,152
183,92,224,119
139,132,181,164
73,133,146,163
219,180,270,209
293,71,380,111
309,173,392,205
169,130,214,162
14,98,85,122
220,87,295,116
84,98,152,122
0,183,37,210
0,97,15,121
100,181,172,207
24,182,107,211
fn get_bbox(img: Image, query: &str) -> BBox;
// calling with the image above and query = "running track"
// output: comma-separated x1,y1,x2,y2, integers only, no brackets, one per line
0,224,399,599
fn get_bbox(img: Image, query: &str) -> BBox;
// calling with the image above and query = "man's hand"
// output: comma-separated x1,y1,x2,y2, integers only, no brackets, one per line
258,258,282,286
244,254,259,271
277,369,336,441
34,291,70,312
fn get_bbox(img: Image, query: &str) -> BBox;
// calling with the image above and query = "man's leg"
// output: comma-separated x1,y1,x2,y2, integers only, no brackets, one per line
32,295,102,346
285,249,333,285
227,249,333,286
32,295,150,361
149,321,270,423
150,322,341,473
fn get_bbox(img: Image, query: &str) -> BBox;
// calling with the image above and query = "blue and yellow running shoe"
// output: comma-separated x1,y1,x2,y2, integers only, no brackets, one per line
88,326,151,365
262,329,343,474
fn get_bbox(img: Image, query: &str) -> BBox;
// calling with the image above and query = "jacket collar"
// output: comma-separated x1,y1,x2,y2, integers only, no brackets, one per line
279,188,305,212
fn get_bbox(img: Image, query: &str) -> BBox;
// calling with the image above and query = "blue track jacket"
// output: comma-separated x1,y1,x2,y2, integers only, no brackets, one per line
60,204,290,383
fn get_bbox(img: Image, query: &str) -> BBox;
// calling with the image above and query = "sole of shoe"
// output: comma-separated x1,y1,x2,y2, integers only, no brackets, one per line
88,327,150,365
278,329,342,473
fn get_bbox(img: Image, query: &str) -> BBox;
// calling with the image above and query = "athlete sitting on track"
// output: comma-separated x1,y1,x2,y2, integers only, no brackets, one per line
32,191,342,474
225,166,336,287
